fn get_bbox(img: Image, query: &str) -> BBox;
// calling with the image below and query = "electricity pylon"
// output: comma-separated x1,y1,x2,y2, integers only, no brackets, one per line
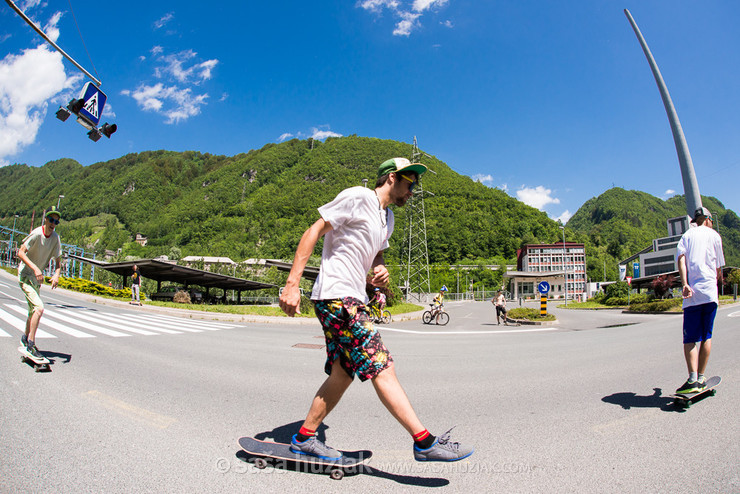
400,137,433,302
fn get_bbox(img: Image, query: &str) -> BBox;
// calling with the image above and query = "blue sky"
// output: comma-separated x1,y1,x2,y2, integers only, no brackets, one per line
1,1,738,223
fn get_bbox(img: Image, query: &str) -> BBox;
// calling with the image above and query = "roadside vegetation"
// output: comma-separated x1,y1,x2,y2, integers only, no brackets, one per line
508,307,556,322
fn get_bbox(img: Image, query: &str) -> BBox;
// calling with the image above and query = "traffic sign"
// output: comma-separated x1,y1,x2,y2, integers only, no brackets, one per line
626,276,632,285
77,82,107,127
538,281,550,294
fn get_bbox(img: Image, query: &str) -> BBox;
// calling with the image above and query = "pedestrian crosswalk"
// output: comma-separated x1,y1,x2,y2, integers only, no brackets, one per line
0,302,239,340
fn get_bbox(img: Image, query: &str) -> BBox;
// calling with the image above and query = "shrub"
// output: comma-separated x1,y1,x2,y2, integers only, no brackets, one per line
591,291,606,303
605,296,628,306
51,276,130,298
605,281,629,299
630,298,682,312
508,308,556,321
629,293,652,305
173,290,191,304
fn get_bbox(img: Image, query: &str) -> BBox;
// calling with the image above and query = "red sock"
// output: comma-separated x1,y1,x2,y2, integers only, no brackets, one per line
296,426,315,442
413,429,435,449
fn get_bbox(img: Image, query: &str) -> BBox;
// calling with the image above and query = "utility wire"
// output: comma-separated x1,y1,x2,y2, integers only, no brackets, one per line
66,0,101,84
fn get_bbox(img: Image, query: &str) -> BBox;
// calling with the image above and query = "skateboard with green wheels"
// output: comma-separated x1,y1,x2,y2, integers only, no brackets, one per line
671,375,721,409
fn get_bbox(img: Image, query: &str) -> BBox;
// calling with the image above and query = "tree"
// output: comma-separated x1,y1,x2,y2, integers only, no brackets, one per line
650,274,675,299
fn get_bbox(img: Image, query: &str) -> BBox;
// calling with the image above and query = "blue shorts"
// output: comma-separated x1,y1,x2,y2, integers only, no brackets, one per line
682,302,717,344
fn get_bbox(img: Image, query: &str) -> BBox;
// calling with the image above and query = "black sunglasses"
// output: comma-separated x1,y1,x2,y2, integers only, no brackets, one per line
47,217,60,225
399,174,417,191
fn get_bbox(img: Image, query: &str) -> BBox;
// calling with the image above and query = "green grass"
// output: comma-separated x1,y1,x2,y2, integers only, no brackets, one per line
508,307,556,322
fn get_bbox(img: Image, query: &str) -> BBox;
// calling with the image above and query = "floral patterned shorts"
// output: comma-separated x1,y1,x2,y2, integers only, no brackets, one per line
313,297,393,382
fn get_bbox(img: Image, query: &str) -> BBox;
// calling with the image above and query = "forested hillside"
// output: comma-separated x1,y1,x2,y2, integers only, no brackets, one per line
1,136,737,285
568,188,740,280
0,137,559,265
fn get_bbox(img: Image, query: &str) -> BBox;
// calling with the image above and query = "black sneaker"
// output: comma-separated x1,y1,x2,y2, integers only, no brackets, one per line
21,334,28,348
414,427,474,462
676,379,703,395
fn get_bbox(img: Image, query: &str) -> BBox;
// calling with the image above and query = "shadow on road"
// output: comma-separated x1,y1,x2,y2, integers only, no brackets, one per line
236,421,449,486
602,388,681,412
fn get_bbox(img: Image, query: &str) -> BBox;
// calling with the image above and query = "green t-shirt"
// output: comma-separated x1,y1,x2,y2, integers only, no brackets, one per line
18,226,62,280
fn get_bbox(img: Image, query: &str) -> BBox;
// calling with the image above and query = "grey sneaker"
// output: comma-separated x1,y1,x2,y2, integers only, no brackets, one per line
290,434,342,461
27,343,43,359
21,334,28,347
414,427,474,462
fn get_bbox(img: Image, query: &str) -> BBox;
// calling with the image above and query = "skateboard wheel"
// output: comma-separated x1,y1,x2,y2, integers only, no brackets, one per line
330,468,344,480
710,389,716,396
253,458,267,469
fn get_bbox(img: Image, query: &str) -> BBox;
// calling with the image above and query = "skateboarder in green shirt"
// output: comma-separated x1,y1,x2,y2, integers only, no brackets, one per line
16,206,63,359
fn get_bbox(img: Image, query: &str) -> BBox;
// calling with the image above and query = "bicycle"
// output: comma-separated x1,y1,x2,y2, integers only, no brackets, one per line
422,304,450,325
368,304,391,324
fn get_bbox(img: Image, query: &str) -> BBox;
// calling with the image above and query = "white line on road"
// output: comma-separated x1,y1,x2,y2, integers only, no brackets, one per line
4,304,94,338
378,326,559,335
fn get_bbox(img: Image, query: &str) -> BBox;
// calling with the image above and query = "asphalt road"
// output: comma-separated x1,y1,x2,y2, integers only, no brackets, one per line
1,271,738,493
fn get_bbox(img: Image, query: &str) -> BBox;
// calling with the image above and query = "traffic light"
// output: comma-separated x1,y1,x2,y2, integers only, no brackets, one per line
100,123,117,138
56,93,117,143
67,98,84,114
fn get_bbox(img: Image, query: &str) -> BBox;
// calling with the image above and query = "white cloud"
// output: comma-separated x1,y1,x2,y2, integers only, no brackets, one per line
554,210,573,224
154,12,174,30
155,50,218,84
472,173,493,186
0,13,82,166
664,189,676,196
277,126,342,143
123,45,218,124
393,11,422,36
440,20,453,28
516,185,560,210
359,0,450,37
413,0,448,12
311,127,342,140
122,83,208,124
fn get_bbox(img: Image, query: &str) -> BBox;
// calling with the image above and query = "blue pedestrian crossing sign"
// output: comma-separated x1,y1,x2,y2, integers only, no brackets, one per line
538,281,550,294
77,82,107,127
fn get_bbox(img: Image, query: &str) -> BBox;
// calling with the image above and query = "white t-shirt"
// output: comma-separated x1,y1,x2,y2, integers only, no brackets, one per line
311,187,394,302
18,226,62,281
675,224,725,308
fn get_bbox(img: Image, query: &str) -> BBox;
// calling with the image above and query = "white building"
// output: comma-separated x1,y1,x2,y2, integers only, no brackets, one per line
505,241,588,301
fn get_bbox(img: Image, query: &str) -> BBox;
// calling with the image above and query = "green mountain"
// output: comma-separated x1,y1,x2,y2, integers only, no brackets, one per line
1,137,737,286
568,188,740,281
0,137,560,265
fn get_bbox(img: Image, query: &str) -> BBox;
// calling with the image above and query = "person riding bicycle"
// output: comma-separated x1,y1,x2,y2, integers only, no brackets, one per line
369,287,387,310
431,286,448,314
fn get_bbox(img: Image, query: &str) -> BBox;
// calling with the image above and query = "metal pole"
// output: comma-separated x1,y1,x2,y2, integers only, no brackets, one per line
560,226,567,306
4,0,102,87
624,9,701,217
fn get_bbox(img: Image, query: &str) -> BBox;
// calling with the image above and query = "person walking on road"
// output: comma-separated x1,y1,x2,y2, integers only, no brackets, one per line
279,157,473,463
675,207,725,395
492,290,508,325
130,264,142,305
16,206,63,359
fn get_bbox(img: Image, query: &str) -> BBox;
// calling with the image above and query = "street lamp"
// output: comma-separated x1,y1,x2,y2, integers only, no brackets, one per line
57,195,65,209
560,225,567,306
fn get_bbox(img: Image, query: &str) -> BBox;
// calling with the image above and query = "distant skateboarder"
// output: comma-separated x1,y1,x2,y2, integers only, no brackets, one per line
675,207,725,395
16,206,63,360
492,290,508,325
279,158,473,462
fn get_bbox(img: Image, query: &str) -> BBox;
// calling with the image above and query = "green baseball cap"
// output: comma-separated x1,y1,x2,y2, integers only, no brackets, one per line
377,157,428,178
45,206,62,220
